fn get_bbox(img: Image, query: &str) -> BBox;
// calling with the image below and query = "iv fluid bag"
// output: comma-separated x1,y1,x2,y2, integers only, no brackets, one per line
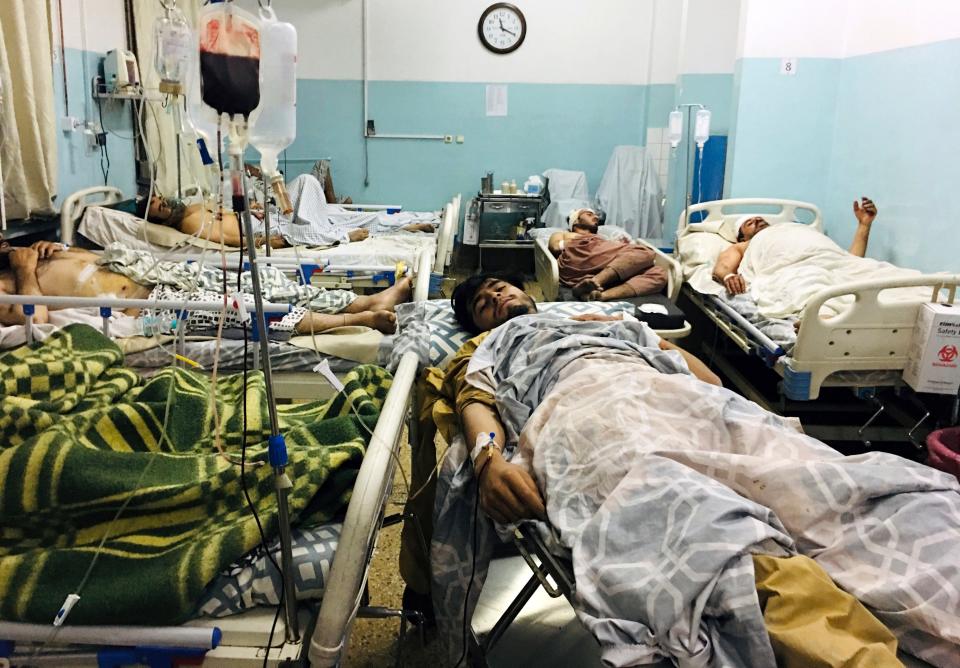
154,6,193,95
249,7,297,175
198,3,261,118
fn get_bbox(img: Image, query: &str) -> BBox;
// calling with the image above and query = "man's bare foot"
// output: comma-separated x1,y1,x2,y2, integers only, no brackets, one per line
357,309,397,334
377,276,413,308
573,278,601,300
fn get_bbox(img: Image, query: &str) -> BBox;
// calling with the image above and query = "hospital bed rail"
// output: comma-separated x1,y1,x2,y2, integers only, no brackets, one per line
533,233,683,303
309,350,419,666
0,353,422,668
676,198,959,400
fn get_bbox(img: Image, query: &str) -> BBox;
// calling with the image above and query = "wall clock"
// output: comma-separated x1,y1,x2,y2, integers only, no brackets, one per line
478,3,527,54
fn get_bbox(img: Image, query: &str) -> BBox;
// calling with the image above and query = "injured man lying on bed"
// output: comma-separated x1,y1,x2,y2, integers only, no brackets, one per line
705,197,929,324
420,272,960,667
548,208,667,300
0,240,409,334
138,172,437,249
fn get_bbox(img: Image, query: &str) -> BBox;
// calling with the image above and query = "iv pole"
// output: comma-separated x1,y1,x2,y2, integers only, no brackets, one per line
675,103,705,234
228,127,300,643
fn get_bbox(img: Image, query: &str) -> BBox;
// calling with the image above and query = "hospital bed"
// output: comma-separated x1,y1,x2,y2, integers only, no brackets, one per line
530,225,691,339
0,337,423,668
675,198,960,400
60,186,458,296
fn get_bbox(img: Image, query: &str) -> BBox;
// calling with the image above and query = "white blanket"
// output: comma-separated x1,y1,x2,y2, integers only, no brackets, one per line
740,224,930,319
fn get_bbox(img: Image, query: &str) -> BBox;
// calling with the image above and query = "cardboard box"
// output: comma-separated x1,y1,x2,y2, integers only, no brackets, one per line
903,303,960,395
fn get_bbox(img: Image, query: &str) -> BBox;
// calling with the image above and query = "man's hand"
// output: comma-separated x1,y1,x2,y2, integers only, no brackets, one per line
347,228,370,242
30,241,66,259
853,197,877,226
9,247,39,272
478,452,546,524
722,273,748,295
570,313,623,323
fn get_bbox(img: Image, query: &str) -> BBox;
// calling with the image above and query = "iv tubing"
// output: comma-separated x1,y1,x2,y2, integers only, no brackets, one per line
230,145,301,643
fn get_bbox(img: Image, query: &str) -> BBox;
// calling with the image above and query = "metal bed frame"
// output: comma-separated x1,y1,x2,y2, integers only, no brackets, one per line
60,186,459,296
676,198,960,400
533,230,692,340
0,193,436,663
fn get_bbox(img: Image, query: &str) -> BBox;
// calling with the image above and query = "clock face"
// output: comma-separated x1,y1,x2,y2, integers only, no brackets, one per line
478,3,526,54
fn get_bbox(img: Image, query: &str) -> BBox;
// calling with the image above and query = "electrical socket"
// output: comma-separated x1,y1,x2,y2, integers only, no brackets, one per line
456,135,465,144
443,135,453,144
60,116,81,133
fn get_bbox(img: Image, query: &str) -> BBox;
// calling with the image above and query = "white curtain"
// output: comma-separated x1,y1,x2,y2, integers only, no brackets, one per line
0,1,59,221
132,0,204,196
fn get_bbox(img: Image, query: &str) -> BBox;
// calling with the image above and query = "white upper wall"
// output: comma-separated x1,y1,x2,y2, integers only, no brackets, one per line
61,0,127,52
368,0,653,84
736,0,960,60
235,0,671,85
737,0,849,59
648,0,684,84
843,0,960,56
681,0,740,74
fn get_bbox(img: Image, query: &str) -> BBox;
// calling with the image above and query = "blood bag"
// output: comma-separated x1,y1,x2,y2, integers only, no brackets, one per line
198,3,261,118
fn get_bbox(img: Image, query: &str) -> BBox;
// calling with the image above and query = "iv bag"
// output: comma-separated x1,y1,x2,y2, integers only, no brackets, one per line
198,3,261,118
695,109,711,148
668,110,683,148
249,7,297,176
154,5,193,95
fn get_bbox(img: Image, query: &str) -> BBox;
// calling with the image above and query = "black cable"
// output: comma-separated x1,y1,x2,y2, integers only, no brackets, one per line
227,144,287,659
96,97,110,185
263,589,284,668
454,478,483,668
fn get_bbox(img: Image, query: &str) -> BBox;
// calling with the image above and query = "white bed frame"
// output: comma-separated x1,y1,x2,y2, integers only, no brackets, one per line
676,198,960,400
60,187,459,296
533,230,691,340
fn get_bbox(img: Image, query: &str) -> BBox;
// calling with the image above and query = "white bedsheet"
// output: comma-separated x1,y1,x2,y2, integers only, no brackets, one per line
77,206,436,270
741,224,931,319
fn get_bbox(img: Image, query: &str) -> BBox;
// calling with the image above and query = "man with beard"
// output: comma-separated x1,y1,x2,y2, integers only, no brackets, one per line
547,207,667,301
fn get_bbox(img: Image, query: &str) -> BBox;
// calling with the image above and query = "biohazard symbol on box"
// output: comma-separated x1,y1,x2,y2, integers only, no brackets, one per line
939,344,959,364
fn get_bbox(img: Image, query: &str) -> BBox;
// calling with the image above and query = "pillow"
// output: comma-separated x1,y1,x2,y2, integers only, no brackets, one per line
676,232,731,277
528,225,632,243
386,300,638,371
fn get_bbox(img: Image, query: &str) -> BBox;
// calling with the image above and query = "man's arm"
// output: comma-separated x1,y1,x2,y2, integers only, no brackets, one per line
0,248,48,326
461,402,546,524
848,197,877,258
712,242,749,294
660,339,722,386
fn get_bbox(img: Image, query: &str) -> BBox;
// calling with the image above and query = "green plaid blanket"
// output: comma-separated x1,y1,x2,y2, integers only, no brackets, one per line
0,324,391,625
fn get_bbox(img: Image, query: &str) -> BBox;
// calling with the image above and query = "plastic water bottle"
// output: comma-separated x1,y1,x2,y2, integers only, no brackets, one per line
249,7,297,179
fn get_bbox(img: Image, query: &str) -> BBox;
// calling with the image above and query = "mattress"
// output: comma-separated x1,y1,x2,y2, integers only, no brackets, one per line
77,206,438,271
196,521,343,617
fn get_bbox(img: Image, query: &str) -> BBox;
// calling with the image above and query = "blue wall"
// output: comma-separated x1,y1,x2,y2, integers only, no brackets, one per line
55,48,137,208
725,58,842,207
285,79,658,235
725,39,959,273
825,39,960,272
282,77,735,240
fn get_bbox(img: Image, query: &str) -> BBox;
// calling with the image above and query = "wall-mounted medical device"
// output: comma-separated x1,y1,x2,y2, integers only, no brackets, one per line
103,49,141,93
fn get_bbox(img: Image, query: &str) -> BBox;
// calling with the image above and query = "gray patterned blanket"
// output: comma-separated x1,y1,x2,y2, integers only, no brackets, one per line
431,315,960,667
